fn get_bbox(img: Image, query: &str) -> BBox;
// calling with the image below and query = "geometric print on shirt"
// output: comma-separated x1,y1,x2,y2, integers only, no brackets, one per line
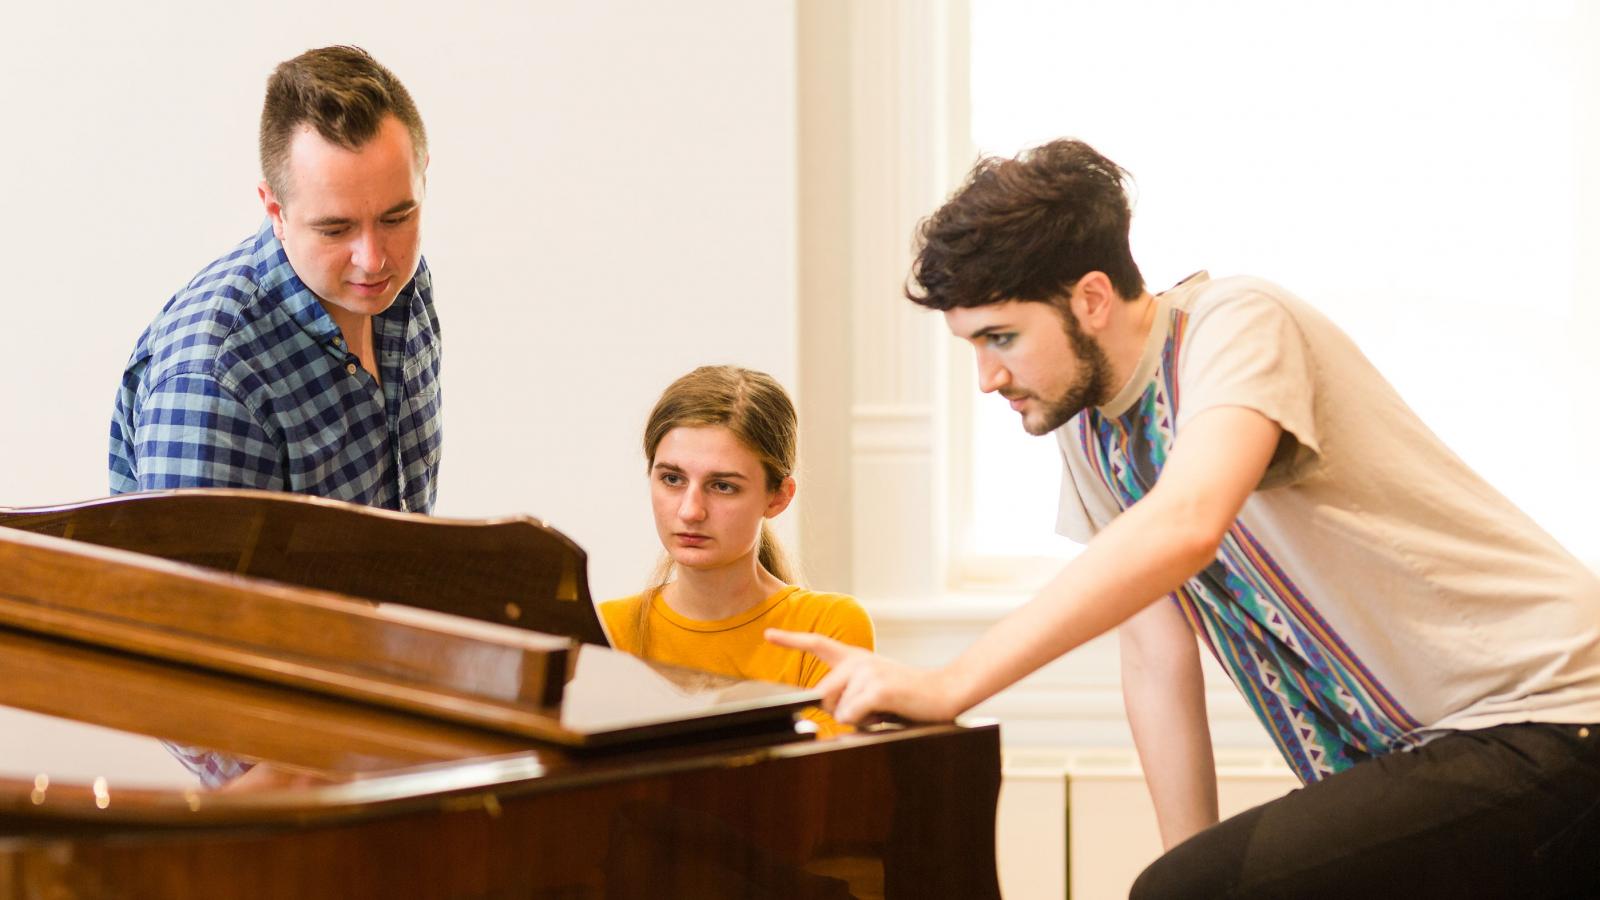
1074,307,1421,784
109,219,441,514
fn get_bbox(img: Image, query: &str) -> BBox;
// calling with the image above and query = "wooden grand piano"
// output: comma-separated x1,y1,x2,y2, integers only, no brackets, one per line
0,491,1000,900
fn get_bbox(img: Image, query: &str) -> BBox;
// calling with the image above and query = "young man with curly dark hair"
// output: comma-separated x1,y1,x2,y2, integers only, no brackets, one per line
774,139,1600,898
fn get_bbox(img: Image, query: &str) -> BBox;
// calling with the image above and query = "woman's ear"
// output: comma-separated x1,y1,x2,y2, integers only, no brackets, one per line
765,477,797,518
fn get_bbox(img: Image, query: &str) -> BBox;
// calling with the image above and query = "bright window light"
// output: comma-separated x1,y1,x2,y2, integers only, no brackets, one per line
965,0,1599,566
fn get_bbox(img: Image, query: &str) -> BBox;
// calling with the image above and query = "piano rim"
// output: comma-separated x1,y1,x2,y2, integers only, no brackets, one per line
0,719,1000,832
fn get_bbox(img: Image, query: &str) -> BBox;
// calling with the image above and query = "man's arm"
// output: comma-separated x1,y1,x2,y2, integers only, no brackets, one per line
1121,597,1218,848
131,373,284,491
768,405,1283,725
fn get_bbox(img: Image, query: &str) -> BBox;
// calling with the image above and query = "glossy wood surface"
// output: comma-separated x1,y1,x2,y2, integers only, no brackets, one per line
0,622,1001,899
0,527,584,738
0,490,1003,898
0,490,609,646
1,722,999,899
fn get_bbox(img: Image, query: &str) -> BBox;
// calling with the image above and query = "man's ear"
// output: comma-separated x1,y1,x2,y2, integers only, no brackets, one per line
258,181,287,241
765,476,797,519
1069,271,1120,333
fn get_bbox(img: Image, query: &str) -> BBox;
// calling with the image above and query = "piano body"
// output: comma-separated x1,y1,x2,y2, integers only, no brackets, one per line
0,491,1001,900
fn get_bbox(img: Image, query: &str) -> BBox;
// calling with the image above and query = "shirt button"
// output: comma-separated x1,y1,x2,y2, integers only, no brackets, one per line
346,363,358,375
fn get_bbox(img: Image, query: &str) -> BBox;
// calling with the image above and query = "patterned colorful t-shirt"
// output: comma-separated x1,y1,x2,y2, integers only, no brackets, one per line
1056,273,1600,783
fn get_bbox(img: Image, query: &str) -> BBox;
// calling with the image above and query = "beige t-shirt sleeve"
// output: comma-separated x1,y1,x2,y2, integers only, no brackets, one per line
1055,429,1122,543
1176,284,1324,490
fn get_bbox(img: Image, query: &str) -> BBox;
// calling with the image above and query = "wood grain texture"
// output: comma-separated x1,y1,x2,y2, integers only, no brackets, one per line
0,489,608,646
0,622,1001,898
0,527,587,741
0,489,1003,897
0,721,1000,899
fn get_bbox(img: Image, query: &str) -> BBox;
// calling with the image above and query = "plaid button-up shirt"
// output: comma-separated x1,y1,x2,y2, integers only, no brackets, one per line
110,220,442,513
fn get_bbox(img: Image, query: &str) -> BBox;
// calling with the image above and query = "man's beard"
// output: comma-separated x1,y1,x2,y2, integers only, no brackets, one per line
1021,311,1113,436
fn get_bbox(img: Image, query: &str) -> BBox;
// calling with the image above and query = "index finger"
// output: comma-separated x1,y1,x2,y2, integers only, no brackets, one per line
765,628,849,664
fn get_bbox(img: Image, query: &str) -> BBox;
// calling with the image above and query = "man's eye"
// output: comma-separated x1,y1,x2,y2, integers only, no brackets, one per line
382,214,413,227
660,473,684,486
318,228,348,239
711,481,738,494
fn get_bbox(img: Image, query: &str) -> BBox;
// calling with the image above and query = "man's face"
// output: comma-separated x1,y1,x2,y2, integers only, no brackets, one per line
945,299,1113,436
259,115,425,320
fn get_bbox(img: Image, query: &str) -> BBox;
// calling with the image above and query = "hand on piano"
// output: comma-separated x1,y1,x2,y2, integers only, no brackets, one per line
765,629,962,725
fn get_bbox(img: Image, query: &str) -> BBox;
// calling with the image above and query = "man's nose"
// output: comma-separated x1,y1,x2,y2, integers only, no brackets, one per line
351,229,385,274
977,354,1010,393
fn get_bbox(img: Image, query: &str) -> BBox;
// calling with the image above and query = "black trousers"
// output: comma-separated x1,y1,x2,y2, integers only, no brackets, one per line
1130,722,1600,899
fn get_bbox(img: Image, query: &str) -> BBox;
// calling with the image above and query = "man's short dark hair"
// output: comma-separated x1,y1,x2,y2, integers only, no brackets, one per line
907,139,1145,310
259,45,427,200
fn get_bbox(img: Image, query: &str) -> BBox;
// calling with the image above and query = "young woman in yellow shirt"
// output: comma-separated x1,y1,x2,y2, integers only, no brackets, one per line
600,366,873,702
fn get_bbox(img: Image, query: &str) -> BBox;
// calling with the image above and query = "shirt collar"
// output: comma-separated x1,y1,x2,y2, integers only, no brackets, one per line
251,218,343,345
1097,271,1208,417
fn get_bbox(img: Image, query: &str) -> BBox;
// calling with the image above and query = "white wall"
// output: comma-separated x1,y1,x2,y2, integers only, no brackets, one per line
0,1,798,603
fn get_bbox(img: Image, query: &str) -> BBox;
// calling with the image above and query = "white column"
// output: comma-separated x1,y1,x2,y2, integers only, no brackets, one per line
798,0,969,602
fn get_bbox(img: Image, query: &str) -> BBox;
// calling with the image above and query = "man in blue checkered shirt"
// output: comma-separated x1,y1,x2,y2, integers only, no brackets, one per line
110,46,441,515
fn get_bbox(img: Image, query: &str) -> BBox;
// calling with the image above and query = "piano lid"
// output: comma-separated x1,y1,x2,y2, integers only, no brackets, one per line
0,621,842,827
0,617,1004,900
0,495,819,750
0,493,1005,900
0,489,611,647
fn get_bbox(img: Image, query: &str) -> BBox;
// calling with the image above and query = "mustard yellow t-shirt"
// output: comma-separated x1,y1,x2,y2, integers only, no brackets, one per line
598,585,874,689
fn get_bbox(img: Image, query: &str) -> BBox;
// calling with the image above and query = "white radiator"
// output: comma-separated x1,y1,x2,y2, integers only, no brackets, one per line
997,748,1298,900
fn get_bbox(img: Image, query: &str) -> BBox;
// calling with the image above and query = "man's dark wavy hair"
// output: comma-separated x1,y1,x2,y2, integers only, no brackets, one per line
906,139,1145,310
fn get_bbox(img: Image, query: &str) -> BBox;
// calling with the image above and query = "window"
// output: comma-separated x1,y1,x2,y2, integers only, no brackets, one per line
957,0,1600,576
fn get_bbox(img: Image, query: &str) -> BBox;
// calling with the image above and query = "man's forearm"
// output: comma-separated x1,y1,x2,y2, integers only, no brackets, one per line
1122,600,1219,849
940,489,1224,714
770,408,1284,727
939,406,1283,716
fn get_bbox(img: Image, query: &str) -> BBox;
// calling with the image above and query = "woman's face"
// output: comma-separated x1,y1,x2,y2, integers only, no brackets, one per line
650,425,793,573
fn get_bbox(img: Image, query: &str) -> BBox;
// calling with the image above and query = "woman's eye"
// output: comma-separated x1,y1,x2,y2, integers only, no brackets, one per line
989,333,1015,348
711,482,738,494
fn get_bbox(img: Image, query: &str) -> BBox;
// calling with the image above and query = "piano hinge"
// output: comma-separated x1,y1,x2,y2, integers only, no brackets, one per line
441,792,504,818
